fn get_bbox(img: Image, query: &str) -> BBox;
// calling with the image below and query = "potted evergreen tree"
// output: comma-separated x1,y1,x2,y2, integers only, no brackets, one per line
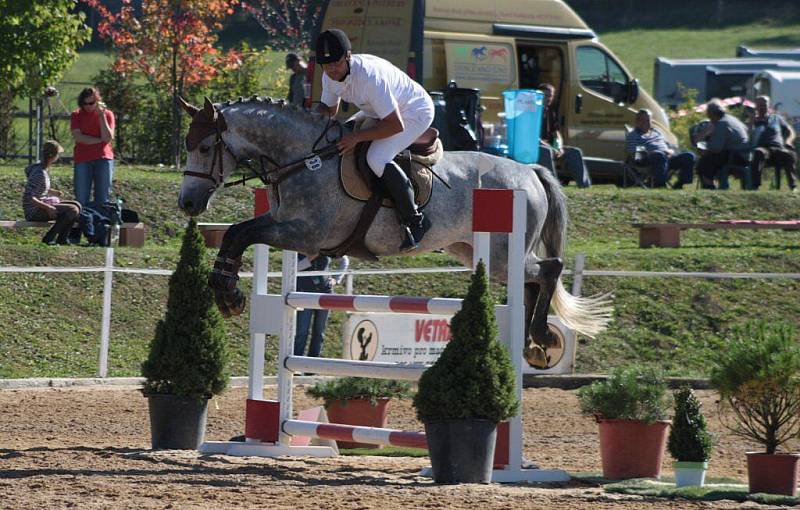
141,219,229,449
413,261,519,484
709,320,800,496
577,366,671,480
306,377,413,449
668,386,714,487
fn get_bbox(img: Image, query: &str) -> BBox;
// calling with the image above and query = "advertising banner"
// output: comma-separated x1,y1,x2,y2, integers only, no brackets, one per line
342,311,575,374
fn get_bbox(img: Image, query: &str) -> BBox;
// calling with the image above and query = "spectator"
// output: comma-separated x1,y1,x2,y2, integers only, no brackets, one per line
294,254,350,358
750,95,797,192
71,87,115,206
537,83,591,188
625,109,695,188
21,140,81,245
696,98,750,189
285,53,308,107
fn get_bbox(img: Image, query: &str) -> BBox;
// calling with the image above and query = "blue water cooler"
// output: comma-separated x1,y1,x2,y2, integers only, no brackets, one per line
502,89,544,164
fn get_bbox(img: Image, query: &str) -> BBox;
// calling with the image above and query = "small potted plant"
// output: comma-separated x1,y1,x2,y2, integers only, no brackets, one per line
306,377,413,449
141,219,229,449
413,261,519,484
577,366,671,480
709,320,800,496
668,386,714,487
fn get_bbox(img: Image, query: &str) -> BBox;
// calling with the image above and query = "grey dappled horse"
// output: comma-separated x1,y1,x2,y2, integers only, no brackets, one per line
177,97,611,365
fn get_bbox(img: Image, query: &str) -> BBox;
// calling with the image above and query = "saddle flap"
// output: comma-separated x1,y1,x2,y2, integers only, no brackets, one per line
340,141,433,209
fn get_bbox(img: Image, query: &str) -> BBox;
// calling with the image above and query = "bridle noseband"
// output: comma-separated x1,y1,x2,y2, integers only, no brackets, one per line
182,112,344,206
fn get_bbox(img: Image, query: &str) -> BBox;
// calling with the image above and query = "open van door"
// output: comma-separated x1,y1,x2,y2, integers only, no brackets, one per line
567,42,638,160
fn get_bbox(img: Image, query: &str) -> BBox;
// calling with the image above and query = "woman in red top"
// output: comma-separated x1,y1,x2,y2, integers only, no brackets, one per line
70,87,115,206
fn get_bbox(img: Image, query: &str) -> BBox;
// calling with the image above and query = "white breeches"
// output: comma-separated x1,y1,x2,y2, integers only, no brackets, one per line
365,106,435,177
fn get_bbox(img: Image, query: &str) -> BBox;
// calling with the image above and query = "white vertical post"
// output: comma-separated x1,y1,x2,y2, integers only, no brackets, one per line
571,252,585,297
507,190,527,472
277,250,298,446
247,244,269,402
98,246,114,377
345,273,353,295
472,231,491,273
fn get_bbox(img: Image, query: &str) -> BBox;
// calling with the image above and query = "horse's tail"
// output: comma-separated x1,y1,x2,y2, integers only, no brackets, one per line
531,165,613,338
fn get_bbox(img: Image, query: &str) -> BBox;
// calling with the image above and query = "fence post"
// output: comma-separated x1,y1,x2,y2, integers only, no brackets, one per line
571,252,585,297
98,246,115,377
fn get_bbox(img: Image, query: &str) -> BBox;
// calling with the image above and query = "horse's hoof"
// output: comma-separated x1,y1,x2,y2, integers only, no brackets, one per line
524,344,550,369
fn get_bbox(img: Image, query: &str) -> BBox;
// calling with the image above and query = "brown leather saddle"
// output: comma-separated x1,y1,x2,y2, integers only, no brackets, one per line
319,127,443,260
340,127,441,208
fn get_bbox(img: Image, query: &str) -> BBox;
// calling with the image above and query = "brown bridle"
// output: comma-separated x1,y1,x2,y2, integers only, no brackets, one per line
181,97,343,206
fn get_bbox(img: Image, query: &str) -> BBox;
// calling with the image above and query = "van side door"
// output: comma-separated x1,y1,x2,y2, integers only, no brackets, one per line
567,43,637,160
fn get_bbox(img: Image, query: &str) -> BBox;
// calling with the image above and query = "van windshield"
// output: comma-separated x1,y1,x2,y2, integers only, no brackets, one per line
577,46,628,102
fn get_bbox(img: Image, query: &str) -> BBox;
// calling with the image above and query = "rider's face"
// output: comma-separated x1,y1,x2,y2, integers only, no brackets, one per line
322,54,349,81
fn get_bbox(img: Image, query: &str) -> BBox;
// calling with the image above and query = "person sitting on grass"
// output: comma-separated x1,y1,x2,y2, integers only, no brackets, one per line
21,140,82,245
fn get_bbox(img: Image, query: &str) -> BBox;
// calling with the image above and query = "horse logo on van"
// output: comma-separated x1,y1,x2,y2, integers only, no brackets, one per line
489,48,508,61
471,46,488,61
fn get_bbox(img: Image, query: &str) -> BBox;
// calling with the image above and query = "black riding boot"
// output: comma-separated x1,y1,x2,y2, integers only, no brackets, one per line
42,211,75,245
380,162,431,252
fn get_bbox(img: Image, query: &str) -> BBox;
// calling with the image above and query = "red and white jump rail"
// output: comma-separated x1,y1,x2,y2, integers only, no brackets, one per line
201,188,570,483
283,420,428,450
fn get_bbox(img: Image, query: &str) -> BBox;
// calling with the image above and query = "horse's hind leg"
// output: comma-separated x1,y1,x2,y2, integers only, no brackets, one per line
524,257,563,367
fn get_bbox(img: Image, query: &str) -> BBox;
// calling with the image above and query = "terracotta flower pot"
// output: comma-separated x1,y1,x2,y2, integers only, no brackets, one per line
747,452,800,496
325,397,390,449
597,419,670,479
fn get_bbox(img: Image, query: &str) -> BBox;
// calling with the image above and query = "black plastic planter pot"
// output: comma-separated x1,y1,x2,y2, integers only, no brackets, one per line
425,419,497,483
147,394,209,450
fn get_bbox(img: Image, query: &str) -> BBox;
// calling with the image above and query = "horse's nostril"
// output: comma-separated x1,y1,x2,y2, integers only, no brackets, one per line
183,200,193,210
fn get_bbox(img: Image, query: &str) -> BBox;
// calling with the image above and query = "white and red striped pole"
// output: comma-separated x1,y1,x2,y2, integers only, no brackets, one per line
285,292,463,315
283,420,427,450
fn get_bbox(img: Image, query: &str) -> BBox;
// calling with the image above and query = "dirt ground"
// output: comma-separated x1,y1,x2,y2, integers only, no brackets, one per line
0,385,794,509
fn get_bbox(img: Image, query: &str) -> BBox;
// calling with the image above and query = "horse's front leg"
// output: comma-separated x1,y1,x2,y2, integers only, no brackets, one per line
209,215,314,317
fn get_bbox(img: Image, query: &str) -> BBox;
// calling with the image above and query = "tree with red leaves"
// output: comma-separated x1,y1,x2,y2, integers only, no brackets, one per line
243,0,323,50
83,0,242,166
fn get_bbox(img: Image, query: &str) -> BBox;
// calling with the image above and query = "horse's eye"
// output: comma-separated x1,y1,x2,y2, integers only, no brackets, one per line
199,146,210,154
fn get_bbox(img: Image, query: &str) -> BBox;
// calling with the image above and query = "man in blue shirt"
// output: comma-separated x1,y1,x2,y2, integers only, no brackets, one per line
625,109,695,188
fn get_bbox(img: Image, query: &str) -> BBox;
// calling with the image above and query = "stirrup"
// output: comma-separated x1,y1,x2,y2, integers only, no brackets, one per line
399,226,418,253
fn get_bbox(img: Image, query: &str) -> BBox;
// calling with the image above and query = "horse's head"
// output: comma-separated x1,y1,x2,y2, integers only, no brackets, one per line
178,96,239,216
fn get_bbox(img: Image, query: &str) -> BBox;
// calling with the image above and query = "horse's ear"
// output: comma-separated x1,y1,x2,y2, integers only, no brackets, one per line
176,96,199,117
203,96,216,120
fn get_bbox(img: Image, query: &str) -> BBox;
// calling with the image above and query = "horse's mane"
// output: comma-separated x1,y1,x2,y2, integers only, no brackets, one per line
216,95,328,127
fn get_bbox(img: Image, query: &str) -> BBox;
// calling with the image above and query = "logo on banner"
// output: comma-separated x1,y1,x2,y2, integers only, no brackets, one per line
349,320,378,361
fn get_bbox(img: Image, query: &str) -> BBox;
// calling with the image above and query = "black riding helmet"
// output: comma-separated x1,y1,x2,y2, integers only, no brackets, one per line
315,29,351,64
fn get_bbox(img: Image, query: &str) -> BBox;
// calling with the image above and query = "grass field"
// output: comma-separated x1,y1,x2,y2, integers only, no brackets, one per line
1,164,798,379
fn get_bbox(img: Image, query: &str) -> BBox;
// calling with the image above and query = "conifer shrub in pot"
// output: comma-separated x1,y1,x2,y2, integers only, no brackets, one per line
577,366,671,480
413,262,519,484
306,377,412,449
141,219,229,449
668,386,714,487
709,321,800,496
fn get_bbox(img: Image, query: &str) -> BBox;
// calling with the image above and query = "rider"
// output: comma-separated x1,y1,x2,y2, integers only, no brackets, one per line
314,29,433,252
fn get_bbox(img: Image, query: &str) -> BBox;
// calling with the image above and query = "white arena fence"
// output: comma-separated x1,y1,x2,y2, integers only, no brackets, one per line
2,248,800,378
